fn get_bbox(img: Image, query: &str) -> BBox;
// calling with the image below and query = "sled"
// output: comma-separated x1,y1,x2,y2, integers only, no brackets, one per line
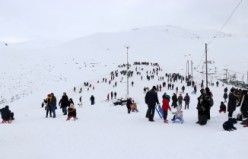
156,104,163,119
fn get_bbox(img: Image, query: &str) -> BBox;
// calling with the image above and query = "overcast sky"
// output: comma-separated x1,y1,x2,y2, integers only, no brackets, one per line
0,0,247,43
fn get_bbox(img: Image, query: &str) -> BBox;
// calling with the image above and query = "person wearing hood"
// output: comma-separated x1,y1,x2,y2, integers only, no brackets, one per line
0,105,15,123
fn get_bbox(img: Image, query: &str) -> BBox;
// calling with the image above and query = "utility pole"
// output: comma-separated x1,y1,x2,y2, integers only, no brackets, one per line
126,46,129,98
223,69,228,81
191,60,194,80
247,71,248,84
205,43,208,87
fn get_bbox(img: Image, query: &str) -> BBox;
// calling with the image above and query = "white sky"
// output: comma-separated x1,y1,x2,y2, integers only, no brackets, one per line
0,0,247,42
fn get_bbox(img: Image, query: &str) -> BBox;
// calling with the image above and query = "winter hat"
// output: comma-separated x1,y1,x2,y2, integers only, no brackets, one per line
152,86,157,90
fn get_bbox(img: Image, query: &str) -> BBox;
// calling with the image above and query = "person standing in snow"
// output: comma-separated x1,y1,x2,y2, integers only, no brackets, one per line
90,95,95,105
171,93,178,108
196,89,208,125
126,97,133,114
44,94,52,118
59,92,69,115
177,94,183,109
223,91,228,103
227,88,238,118
145,86,159,122
162,94,171,123
50,93,57,118
205,87,213,120
184,93,190,109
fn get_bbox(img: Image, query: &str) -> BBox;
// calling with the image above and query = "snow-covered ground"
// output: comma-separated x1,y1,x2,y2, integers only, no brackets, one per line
1,27,247,159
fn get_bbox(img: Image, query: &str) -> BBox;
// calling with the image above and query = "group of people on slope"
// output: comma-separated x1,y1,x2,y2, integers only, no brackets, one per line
43,92,78,121
144,86,184,123
171,93,190,109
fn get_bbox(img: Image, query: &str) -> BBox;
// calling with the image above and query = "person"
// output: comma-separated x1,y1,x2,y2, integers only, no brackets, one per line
145,86,159,122
0,105,15,123
196,89,209,125
171,107,184,124
59,92,69,115
184,93,190,109
171,93,178,108
162,93,171,123
66,103,78,121
237,90,248,125
227,88,238,118
90,95,95,105
219,101,226,113
50,93,57,118
44,94,52,118
126,97,132,114
181,85,185,93
177,94,183,109
68,98,74,106
216,81,219,87
205,87,213,120
223,92,228,103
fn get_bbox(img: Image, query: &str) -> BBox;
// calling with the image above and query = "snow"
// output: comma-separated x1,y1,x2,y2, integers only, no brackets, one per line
1,27,248,159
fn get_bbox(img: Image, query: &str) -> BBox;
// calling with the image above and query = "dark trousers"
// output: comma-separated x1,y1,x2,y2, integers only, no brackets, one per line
185,103,189,109
146,105,155,121
46,109,52,117
127,106,131,114
228,111,233,118
163,111,168,120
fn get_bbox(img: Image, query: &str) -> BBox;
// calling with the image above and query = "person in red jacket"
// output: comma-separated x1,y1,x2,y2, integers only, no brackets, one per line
162,94,171,123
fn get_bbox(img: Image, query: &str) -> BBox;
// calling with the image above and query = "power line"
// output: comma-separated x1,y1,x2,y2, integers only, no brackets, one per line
208,0,243,45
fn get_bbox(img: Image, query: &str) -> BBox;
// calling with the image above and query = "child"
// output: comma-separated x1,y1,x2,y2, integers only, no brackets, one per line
219,101,226,113
171,107,184,124
162,93,171,123
0,105,15,123
66,103,78,121
223,118,237,131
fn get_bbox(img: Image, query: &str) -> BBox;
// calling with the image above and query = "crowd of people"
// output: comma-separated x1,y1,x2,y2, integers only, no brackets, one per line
1,61,248,131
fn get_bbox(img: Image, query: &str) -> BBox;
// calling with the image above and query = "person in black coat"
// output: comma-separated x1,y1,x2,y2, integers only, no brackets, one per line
196,89,210,125
223,92,228,103
219,101,226,113
126,97,132,114
171,93,178,108
59,92,69,115
145,86,159,122
227,88,238,118
0,105,14,123
90,95,95,105
223,118,237,131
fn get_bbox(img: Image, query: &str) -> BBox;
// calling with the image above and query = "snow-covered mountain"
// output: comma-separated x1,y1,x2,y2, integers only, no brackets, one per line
1,25,248,159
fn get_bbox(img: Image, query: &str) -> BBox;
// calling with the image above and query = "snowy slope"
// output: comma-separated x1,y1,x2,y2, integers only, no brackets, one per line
1,62,248,159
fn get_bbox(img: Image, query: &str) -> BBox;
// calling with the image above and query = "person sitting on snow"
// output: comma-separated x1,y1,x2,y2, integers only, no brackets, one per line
0,105,15,123
66,103,78,121
219,101,226,113
171,107,184,124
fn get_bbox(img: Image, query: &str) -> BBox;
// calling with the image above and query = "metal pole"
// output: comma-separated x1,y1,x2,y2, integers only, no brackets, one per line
205,43,208,87
126,46,129,98
191,60,193,80
187,60,189,76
